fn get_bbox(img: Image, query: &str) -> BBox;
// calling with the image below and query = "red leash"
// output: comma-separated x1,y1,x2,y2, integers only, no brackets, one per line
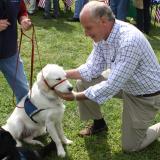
14,24,58,105
13,24,42,104
18,26,35,94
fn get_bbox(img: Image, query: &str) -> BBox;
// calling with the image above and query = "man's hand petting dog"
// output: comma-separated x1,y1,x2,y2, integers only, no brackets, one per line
55,90,88,101
55,90,76,101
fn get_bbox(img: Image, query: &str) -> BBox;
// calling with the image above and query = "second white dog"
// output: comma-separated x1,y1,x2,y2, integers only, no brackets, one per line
2,64,73,157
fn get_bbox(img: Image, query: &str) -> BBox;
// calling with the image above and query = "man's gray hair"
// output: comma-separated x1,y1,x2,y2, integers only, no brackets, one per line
81,1,115,21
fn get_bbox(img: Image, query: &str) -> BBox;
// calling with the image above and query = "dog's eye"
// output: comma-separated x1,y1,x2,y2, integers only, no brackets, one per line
56,78,61,81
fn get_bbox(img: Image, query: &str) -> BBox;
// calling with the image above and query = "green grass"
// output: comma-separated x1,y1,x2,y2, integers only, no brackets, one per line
0,7,160,160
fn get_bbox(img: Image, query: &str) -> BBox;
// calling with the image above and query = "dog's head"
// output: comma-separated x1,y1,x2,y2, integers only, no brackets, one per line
0,127,17,159
37,64,73,93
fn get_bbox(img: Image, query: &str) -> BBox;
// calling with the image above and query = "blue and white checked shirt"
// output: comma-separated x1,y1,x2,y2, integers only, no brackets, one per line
78,20,160,104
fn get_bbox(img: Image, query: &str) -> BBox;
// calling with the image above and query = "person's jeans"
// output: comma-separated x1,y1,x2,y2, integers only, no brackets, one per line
110,0,129,20
0,53,29,103
73,0,88,18
136,0,151,34
44,0,59,17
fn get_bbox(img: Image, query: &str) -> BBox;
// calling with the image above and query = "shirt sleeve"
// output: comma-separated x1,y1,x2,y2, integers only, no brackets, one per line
78,43,106,81
18,0,28,20
84,39,141,104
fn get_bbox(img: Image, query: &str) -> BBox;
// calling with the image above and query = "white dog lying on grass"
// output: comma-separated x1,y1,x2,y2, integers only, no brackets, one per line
2,64,73,158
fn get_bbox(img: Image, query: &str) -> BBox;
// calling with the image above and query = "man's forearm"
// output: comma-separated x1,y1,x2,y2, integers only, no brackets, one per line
66,69,82,79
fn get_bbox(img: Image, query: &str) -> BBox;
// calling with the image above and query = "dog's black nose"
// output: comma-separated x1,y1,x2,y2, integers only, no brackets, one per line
68,87,73,91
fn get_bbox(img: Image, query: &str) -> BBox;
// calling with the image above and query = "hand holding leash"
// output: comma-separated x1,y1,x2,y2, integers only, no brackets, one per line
20,18,32,31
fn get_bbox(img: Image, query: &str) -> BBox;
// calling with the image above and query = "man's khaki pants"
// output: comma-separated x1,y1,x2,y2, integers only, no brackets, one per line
75,77,160,152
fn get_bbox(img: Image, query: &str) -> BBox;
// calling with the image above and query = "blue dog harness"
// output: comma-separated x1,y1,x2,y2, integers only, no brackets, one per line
24,97,45,123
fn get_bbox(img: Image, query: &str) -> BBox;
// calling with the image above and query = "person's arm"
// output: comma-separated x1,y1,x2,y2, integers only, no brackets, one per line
18,0,32,31
66,69,82,79
55,69,87,101
54,90,88,101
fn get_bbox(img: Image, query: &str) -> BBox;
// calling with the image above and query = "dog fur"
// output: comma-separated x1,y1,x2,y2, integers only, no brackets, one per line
2,64,73,157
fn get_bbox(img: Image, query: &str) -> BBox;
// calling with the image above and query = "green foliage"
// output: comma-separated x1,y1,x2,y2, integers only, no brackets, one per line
0,7,160,160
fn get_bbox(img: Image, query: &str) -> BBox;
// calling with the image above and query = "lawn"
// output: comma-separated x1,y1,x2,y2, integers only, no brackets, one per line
0,5,160,160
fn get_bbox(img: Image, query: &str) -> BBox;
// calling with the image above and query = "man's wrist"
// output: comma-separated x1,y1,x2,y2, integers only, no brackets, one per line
72,91,87,101
72,91,78,101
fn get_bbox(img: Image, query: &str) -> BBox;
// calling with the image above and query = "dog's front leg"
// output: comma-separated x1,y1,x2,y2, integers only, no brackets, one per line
46,121,66,158
56,122,73,145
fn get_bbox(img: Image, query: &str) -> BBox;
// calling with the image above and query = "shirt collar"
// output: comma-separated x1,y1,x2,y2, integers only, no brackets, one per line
102,19,120,45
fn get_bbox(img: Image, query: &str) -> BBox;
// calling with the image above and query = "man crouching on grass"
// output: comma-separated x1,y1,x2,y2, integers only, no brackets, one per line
55,0,160,152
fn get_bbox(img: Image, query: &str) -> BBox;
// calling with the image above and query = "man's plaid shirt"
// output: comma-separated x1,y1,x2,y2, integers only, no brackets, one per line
78,20,160,104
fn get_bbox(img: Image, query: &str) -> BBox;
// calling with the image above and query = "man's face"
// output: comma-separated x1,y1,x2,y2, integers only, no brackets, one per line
80,14,107,42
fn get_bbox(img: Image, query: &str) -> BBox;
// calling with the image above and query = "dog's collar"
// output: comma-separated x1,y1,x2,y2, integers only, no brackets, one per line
43,78,67,90
24,97,46,123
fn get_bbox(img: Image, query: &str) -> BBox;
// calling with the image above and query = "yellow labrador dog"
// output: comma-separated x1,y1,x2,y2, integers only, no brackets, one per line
2,64,73,158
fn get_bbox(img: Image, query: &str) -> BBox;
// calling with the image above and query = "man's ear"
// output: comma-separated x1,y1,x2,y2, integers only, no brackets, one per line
100,16,108,25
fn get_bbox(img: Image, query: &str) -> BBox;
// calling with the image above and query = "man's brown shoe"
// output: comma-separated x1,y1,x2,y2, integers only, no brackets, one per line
79,124,108,137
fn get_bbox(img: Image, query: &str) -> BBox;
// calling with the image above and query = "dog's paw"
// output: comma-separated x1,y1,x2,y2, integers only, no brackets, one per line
37,141,45,147
23,139,44,147
58,149,66,158
16,140,22,147
62,138,73,145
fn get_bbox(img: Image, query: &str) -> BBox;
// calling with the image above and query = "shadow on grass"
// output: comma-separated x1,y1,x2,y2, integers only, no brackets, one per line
83,131,111,160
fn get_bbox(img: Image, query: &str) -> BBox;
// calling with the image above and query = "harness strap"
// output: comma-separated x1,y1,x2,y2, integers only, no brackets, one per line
30,109,46,123
24,97,45,123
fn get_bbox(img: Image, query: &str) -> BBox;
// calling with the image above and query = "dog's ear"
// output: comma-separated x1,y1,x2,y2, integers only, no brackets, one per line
36,71,49,92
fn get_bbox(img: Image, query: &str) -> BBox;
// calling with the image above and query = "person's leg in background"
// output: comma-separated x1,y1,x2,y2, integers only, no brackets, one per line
143,0,151,34
136,7,144,32
110,0,118,17
68,0,88,22
117,0,130,21
27,0,37,15
74,0,88,19
135,0,151,34
52,0,60,18
109,0,119,18
44,0,52,18
75,77,108,136
0,53,29,103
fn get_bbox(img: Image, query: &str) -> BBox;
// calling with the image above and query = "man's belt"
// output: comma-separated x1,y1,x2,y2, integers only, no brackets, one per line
136,91,160,97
